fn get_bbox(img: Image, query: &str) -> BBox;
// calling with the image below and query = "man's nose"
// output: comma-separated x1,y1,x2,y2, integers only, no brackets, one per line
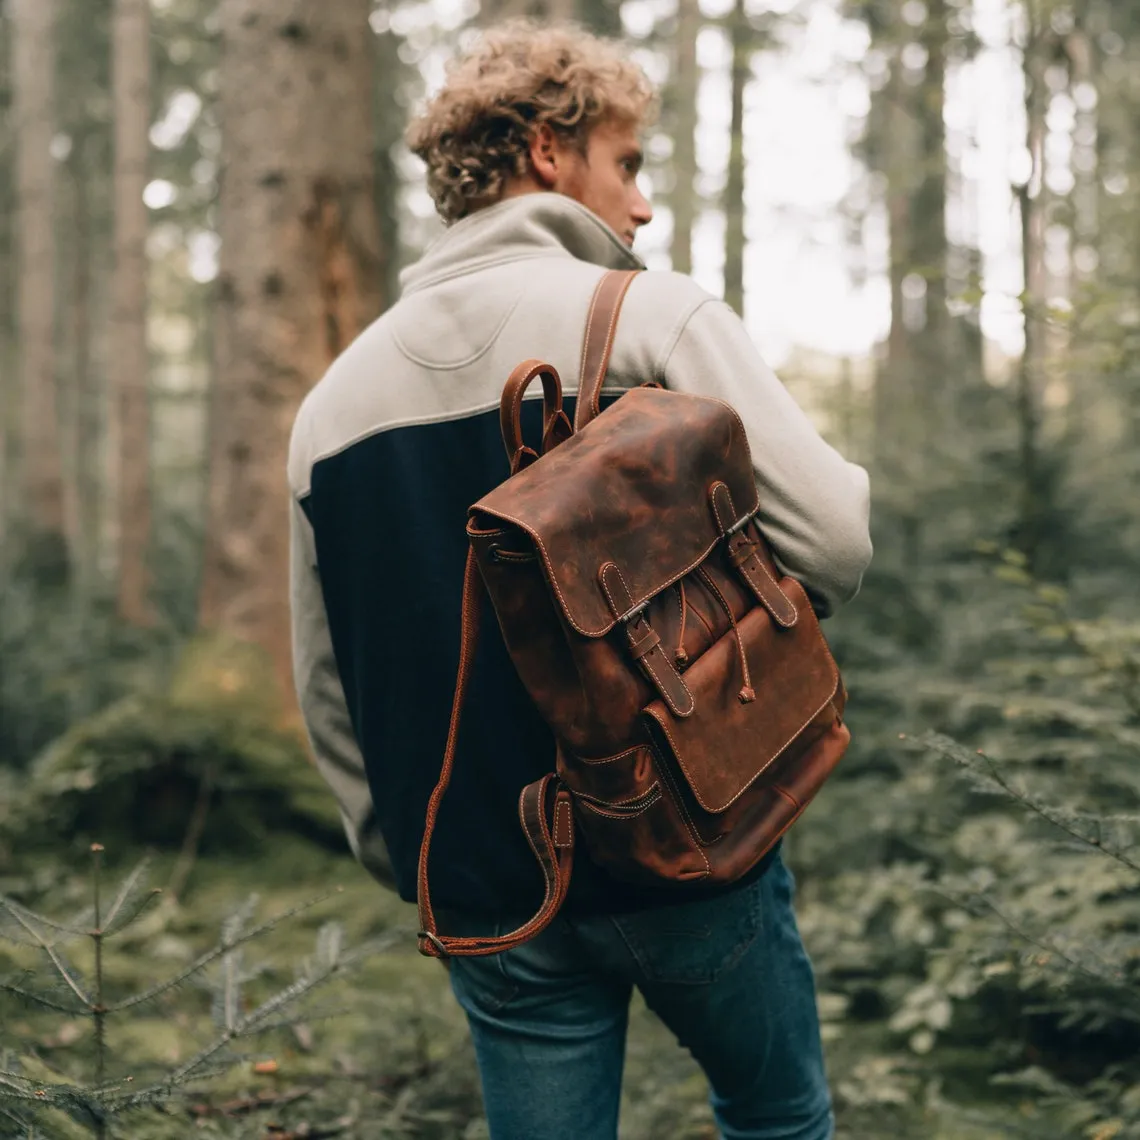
632,182,653,227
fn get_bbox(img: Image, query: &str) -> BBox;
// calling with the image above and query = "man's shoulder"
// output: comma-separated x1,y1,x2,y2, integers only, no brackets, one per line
610,269,722,375
288,311,397,494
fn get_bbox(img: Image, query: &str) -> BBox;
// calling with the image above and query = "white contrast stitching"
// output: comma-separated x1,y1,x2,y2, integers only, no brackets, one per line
576,785,662,819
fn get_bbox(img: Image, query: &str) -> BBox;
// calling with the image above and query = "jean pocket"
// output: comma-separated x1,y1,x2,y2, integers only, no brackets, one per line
609,876,764,986
444,920,521,1014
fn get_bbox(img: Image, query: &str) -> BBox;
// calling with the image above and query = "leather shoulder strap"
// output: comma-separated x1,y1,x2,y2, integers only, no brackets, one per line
573,269,640,432
416,549,575,959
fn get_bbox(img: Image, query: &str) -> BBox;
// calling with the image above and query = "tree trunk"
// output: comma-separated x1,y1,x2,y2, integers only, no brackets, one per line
199,0,383,702
12,0,69,581
1015,20,1050,571
723,0,748,317
669,0,700,276
376,25,402,312
914,0,948,396
0,13,14,556
66,138,101,598
111,0,154,624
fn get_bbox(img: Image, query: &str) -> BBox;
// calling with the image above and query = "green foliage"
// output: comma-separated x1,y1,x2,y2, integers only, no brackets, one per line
3,636,344,858
0,848,398,1139
795,552,1140,1137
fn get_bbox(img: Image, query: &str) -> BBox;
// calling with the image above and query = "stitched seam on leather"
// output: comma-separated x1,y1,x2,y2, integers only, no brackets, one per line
687,589,718,640
577,278,605,419
710,482,748,537
554,798,573,847
649,740,711,875
600,565,694,717
592,273,633,418
577,785,662,820
577,782,661,810
750,554,797,626
711,484,796,628
572,744,647,767
737,555,797,628
479,489,751,638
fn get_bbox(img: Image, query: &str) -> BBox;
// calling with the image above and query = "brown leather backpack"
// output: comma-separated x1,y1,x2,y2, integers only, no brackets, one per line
416,270,850,959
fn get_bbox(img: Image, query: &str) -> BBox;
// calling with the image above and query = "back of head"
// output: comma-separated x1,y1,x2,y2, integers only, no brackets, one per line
406,22,657,226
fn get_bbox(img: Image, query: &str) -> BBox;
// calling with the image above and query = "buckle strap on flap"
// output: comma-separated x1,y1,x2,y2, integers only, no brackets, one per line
599,561,695,718
709,483,798,629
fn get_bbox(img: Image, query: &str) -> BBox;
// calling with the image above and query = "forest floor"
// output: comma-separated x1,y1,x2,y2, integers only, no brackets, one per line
1,836,1055,1140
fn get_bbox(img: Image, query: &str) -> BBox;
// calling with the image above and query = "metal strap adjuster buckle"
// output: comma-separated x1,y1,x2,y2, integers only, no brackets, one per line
418,930,449,957
725,511,756,537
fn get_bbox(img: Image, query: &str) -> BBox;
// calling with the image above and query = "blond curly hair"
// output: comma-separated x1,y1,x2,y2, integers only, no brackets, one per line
406,22,657,225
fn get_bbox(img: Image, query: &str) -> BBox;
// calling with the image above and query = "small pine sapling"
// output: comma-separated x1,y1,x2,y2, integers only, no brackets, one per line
0,844,399,1139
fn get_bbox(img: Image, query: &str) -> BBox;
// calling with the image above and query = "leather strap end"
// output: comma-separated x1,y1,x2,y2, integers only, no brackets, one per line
599,562,695,718
709,483,798,629
553,791,574,849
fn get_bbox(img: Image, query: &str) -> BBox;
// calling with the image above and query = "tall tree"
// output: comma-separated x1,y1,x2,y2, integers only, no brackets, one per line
111,0,154,623
723,0,748,316
12,0,69,579
199,0,383,700
1013,6,1051,569
0,11,14,554
376,23,402,312
669,0,700,276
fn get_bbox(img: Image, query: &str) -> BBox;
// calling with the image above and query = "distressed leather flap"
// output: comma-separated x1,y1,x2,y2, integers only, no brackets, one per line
643,578,840,815
472,387,759,637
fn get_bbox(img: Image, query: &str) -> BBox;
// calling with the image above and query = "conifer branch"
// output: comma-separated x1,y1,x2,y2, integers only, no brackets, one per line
940,886,1130,991
0,898,93,943
0,978,87,1016
107,891,340,1012
921,732,1140,875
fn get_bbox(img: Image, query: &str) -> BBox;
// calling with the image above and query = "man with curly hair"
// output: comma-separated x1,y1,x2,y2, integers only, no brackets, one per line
289,21,871,1140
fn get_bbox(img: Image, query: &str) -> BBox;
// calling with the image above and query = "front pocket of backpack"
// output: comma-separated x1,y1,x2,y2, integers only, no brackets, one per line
642,582,840,816
558,743,708,884
575,783,710,884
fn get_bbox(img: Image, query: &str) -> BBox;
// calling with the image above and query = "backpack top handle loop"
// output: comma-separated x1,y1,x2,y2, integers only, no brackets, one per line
500,358,567,472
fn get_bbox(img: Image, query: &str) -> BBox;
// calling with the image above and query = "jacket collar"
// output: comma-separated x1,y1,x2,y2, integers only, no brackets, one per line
399,193,645,296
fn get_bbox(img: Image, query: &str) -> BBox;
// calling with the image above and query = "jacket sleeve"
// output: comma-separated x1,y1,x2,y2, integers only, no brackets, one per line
660,297,872,616
290,494,396,889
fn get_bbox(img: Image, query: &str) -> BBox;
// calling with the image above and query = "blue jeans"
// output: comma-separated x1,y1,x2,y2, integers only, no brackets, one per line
447,852,833,1140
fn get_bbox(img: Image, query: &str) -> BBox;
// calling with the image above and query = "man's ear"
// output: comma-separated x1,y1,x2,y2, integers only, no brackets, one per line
528,124,560,189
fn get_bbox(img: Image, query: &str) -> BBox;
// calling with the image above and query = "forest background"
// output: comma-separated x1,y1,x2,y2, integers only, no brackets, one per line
0,0,1138,1136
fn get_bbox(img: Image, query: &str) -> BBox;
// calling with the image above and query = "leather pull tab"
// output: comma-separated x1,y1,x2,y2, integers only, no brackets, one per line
709,483,798,629
599,562,694,718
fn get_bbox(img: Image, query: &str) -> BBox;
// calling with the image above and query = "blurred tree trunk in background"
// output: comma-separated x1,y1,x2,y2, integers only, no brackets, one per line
479,0,579,22
723,0,747,316
0,14,13,556
199,0,383,702
111,0,154,624
578,0,622,36
669,0,699,276
913,0,949,416
376,24,402,312
57,0,114,599
877,2,949,448
1014,13,1050,571
13,0,70,583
